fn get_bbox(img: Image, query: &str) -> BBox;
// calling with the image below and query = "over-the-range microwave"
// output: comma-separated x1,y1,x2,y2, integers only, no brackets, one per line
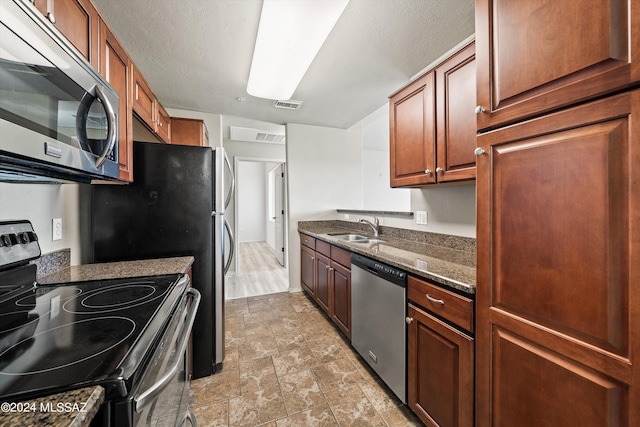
0,0,120,184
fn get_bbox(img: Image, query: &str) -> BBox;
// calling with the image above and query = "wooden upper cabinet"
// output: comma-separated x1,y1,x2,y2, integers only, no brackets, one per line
390,72,436,187
132,66,171,143
475,91,640,427
33,0,100,69
99,21,132,182
436,42,477,182
171,118,209,147
475,0,640,131
390,40,477,187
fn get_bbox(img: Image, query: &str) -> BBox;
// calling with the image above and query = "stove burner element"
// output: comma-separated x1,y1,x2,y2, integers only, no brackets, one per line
0,316,135,375
15,287,81,307
63,282,167,314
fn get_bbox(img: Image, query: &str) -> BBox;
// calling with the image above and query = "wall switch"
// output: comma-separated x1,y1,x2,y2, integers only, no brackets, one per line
416,211,428,225
52,218,62,241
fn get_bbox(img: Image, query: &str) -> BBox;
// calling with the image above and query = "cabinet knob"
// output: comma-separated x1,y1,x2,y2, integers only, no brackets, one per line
405,317,413,324
424,169,432,175
474,147,486,156
47,12,56,24
475,105,486,114
435,167,443,173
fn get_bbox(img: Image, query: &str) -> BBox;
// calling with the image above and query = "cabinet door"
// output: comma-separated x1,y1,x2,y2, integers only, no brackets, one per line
476,0,640,131
132,66,155,130
436,42,476,182
389,72,436,187
314,253,331,315
300,245,315,297
476,91,640,426
407,304,474,427
100,21,132,182
155,103,171,143
171,118,207,146
34,0,99,69
331,262,350,339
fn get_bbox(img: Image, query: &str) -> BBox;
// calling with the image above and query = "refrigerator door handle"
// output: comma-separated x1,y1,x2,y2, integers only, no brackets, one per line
223,217,235,274
224,152,235,210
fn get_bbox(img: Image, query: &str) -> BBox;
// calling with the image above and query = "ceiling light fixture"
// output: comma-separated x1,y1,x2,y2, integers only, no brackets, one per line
247,0,350,101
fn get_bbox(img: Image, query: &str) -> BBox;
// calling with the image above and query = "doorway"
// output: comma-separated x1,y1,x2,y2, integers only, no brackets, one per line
225,157,288,299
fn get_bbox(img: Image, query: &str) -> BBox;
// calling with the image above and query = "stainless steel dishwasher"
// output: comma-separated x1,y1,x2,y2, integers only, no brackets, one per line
351,253,407,403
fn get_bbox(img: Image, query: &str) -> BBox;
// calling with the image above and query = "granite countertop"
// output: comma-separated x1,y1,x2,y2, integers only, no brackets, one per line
37,256,195,284
298,221,476,294
0,386,104,427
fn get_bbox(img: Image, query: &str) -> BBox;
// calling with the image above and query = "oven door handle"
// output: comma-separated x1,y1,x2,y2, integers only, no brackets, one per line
133,287,201,413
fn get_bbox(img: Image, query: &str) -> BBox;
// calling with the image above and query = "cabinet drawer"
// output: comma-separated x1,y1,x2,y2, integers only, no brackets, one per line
408,275,473,332
299,233,316,250
316,240,331,257
331,245,351,268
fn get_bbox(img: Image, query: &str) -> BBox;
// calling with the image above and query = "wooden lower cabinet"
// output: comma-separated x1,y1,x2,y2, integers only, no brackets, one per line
476,91,640,426
330,261,351,338
407,304,474,427
314,253,331,314
300,244,315,297
299,233,351,339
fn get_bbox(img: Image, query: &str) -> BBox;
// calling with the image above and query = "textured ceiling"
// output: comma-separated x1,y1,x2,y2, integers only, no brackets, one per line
91,0,475,129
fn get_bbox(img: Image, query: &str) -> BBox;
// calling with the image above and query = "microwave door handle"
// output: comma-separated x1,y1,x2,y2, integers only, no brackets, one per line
133,288,201,413
93,85,117,168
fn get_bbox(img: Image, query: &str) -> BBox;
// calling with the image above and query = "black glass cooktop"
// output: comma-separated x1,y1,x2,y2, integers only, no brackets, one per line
0,274,184,401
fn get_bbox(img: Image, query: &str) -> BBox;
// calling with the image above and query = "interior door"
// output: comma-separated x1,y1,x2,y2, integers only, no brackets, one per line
274,163,285,266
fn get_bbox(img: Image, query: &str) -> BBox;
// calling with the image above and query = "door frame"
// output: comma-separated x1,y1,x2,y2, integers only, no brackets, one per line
233,156,288,275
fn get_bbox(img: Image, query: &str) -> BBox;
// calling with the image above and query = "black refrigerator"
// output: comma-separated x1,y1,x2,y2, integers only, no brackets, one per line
90,141,234,379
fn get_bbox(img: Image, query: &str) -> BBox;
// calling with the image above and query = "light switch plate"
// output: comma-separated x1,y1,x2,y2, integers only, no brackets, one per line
52,218,62,241
416,211,428,225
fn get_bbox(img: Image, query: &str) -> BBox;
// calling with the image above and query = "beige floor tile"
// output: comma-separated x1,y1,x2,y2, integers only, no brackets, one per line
228,385,287,427
191,370,240,405
239,356,279,394
324,385,387,427
272,346,317,377
311,358,364,393
275,404,339,426
245,322,275,340
359,379,403,413
278,369,326,415
379,404,424,427
238,335,280,361
192,400,229,427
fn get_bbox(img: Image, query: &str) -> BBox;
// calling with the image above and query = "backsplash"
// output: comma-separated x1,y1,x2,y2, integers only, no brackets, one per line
32,248,71,279
298,220,476,253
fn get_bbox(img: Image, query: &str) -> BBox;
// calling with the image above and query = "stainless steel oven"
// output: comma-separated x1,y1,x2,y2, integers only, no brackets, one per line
0,0,120,183
109,286,200,427
0,220,200,427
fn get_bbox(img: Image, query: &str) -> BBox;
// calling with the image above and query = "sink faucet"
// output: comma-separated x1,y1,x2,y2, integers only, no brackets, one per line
358,217,379,237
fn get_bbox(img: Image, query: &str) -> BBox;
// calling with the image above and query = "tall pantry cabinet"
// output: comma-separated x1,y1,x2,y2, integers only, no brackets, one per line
474,1,640,426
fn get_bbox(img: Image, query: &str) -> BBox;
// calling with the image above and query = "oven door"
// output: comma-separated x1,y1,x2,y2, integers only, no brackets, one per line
119,288,200,427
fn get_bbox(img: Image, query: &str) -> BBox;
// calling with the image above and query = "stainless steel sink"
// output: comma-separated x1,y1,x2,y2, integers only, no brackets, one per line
331,234,385,244
331,234,370,242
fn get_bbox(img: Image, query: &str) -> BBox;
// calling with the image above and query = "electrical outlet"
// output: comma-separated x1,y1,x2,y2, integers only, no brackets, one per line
344,214,350,219
52,218,62,241
416,211,428,225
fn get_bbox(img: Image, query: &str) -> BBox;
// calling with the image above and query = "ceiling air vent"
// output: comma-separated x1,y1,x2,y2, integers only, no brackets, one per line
229,126,286,144
273,100,303,110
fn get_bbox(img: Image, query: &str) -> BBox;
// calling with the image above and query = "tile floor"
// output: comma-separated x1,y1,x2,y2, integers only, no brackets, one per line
190,291,423,426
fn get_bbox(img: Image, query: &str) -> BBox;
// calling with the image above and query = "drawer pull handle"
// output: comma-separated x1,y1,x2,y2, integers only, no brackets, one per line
426,294,445,305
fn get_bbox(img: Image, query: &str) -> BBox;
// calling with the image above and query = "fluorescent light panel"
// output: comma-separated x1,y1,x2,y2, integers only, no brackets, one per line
247,0,350,101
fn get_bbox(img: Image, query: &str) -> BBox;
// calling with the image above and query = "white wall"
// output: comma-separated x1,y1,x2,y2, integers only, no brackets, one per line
361,104,411,211
286,123,363,291
237,161,267,243
0,183,83,265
